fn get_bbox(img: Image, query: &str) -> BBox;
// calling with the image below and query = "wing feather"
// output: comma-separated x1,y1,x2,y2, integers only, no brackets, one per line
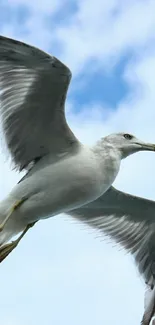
0,36,79,170
67,186,155,324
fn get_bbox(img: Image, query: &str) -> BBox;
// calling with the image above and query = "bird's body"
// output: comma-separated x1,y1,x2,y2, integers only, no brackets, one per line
0,144,120,244
0,35,155,324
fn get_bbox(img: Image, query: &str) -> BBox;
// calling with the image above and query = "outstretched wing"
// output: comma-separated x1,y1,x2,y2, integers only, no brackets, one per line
0,36,79,170
67,186,155,325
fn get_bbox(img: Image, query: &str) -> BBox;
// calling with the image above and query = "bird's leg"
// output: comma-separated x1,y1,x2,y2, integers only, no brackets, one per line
0,221,36,263
0,198,27,232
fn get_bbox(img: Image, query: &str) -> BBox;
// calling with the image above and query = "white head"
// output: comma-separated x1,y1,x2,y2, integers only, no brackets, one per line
101,132,155,159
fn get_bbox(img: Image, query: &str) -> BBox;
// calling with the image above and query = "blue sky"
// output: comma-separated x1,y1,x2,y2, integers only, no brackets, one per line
69,55,130,111
1,0,155,324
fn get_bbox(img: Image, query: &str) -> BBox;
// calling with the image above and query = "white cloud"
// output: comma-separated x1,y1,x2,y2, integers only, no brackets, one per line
0,0,66,51
54,0,155,74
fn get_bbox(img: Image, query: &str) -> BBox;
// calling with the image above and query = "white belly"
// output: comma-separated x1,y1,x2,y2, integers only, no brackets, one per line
2,146,121,224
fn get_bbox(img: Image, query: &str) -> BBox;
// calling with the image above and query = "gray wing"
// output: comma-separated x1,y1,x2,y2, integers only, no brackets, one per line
0,36,79,170
67,186,155,324
67,186,155,287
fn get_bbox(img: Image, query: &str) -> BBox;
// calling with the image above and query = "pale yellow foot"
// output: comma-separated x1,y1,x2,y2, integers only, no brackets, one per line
0,198,27,232
0,222,36,263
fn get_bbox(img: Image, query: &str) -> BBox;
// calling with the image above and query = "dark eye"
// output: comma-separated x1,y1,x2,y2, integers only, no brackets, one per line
124,133,133,140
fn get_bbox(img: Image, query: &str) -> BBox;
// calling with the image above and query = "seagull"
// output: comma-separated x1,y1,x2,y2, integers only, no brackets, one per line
0,35,155,325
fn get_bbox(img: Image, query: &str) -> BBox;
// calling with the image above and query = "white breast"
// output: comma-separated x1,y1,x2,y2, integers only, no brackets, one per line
94,148,121,195
4,145,121,223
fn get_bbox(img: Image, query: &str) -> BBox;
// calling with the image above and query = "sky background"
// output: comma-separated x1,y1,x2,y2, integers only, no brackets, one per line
0,0,155,324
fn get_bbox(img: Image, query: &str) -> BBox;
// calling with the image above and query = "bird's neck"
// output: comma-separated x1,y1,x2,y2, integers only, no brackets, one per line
93,141,121,161
92,141,121,187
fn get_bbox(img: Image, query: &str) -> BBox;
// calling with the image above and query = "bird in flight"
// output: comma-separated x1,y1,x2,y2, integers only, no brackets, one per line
0,35,155,325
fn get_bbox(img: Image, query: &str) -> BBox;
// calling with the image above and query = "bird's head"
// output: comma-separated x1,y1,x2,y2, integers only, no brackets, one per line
102,132,155,159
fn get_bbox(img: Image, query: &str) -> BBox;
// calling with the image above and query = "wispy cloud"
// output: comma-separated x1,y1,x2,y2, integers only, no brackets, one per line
53,0,155,73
